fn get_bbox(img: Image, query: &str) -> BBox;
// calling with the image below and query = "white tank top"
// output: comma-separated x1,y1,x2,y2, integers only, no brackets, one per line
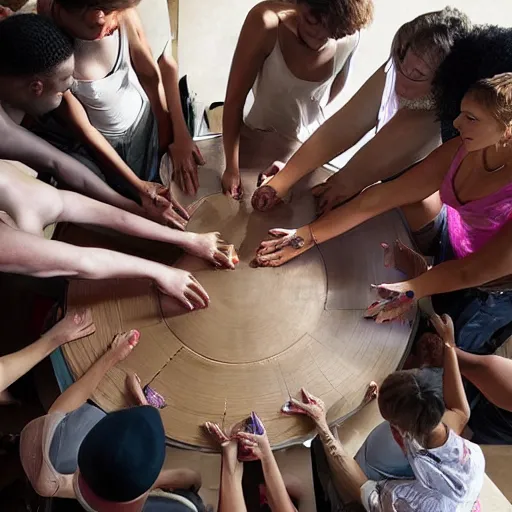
71,26,147,136
244,31,359,142
376,58,399,133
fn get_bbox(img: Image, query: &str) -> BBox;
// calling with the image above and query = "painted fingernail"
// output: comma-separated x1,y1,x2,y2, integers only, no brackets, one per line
405,290,415,299
381,242,389,249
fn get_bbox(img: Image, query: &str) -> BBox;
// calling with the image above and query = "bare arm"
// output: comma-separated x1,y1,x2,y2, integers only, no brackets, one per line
432,315,471,435
56,92,146,195
327,108,441,201
0,223,209,308
123,9,170,148
0,110,141,214
222,5,278,176
408,219,512,299
266,64,386,197
218,443,247,512
260,452,297,512
152,469,201,493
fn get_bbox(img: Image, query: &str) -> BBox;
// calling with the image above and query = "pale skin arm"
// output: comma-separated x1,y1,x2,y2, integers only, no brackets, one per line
0,223,209,309
252,63,385,210
152,468,202,493
0,309,94,400
283,390,367,505
431,314,471,435
0,109,141,215
56,189,233,269
255,138,458,267
218,441,248,512
221,4,278,199
237,431,296,512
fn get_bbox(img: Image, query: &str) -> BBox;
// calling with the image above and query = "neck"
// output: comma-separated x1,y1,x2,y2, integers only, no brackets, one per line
425,423,448,449
483,143,512,173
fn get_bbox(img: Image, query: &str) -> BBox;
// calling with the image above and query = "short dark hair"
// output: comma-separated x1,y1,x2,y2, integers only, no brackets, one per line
0,14,74,77
378,370,445,446
393,7,471,70
298,0,374,39
434,25,512,125
55,0,140,12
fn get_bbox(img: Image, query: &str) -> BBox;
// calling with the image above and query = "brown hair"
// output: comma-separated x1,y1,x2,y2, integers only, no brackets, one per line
467,73,512,130
56,0,140,13
392,7,471,70
298,0,374,39
378,370,445,446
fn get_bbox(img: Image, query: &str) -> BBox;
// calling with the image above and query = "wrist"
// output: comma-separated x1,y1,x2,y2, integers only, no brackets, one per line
172,122,191,142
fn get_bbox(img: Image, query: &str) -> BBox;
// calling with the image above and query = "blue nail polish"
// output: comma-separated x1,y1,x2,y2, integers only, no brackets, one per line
406,290,415,299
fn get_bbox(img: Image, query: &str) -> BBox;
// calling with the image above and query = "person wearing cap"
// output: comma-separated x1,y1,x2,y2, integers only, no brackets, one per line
20,329,206,511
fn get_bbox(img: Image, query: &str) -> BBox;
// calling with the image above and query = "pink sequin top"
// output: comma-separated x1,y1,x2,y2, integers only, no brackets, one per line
440,144,512,259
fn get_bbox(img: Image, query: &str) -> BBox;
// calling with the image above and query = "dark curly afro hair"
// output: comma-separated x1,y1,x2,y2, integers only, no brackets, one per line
0,14,74,77
434,24,512,128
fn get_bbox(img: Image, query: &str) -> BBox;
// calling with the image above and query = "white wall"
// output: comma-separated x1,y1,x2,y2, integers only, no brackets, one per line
178,0,512,110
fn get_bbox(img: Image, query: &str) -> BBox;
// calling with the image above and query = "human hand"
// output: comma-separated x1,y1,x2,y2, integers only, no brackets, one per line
281,388,327,428
0,5,14,20
430,313,456,348
311,175,352,215
222,167,243,200
156,268,210,310
169,135,205,196
109,330,141,364
381,240,429,279
139,181,189,230
366,283,417,324
183,232,239,269
236,430,272,462
46,308,96,346
251,161,287,212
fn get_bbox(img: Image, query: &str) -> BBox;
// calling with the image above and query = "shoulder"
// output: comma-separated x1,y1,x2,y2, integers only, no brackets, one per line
246,1,291,30
336,31,360,53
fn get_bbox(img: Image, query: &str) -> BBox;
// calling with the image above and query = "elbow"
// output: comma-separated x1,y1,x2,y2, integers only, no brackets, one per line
158,52,178,76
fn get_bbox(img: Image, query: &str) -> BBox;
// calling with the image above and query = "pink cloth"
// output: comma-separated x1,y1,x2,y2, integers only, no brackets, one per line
440,144,512,259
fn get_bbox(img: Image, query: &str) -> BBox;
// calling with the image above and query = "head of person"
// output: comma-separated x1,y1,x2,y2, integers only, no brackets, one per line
434,25,512,139
294,0,374,51
453,73,512,152
392,7,471,101
73,406,166,512
378,370,445,447
53,0,141,40
0,14,75,116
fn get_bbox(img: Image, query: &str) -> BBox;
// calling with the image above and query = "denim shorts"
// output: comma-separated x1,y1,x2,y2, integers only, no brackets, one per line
412,207,512,354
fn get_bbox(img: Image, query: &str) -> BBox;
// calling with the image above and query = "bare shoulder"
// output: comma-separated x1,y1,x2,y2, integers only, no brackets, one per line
246,1,289,29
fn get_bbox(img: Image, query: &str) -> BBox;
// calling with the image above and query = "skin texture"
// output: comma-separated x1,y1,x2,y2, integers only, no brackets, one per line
222,1,355,200
253,91,512,322
251,47,440,214
0,162,236,309
0,308,95,405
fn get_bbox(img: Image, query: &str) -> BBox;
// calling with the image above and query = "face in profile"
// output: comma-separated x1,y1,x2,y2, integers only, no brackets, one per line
454,94,509,152
28,56,75,116
394,49,435,100
295,2,331,51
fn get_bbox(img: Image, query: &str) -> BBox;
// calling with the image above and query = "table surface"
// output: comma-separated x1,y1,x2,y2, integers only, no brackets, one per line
62,135,417,450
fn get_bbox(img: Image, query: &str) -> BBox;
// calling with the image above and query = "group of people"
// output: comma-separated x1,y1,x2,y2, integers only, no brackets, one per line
0,0,512,510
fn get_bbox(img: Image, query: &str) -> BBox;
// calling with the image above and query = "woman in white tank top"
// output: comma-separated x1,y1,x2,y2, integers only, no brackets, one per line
221,0,374,200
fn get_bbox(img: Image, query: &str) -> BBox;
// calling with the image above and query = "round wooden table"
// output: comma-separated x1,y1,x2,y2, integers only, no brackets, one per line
62,135,416,450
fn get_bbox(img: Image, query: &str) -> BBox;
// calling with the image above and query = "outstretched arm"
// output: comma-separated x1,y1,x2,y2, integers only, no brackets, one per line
254,63,385,205
0,223,209,309
0,109,141,215
254,138,457,267
221,4,278,199
56,190,234,268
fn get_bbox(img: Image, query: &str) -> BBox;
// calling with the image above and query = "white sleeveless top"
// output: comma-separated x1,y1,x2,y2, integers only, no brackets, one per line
71,26,147,136
245,31,359,142
376,58,399,133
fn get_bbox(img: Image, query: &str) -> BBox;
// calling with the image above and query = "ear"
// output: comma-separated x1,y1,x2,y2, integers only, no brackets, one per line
29,80,44,97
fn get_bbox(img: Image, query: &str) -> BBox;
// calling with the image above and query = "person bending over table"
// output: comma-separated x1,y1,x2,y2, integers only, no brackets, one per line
0,14,183,227
0,161,236,310
36,0,205,203
251,8,470,214
254,74,512,354
20,329,206,510
221,0,374,200
285,314,484,512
